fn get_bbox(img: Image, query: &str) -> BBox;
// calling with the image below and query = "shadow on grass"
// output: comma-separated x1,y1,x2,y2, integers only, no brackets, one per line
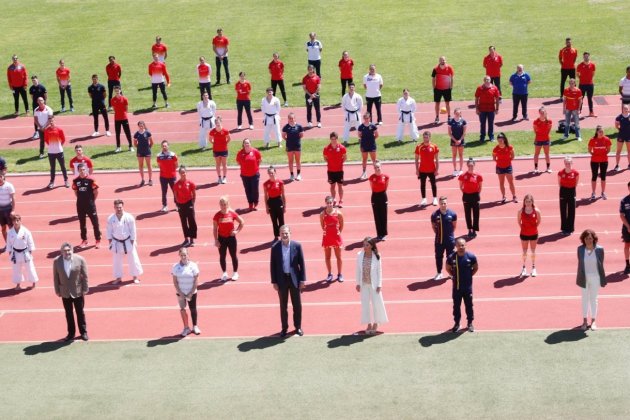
544,328,587,344
383,140,412,149
327,333,377,348
150,244,181,257
49,215,78,225
241,241,273,254
146,335,184,347
550,137,574,146
407,278,447,291
494,275,525,288
303,279,331,292
23,340,72,355
237,336,285,351
137,86,152,91
419,331,463,347
16,155,42,166
181,148,207,156
91,150,117,159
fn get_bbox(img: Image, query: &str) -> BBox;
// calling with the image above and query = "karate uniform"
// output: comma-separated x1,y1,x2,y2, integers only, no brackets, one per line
341,92,363,142
261,96,282,146
197,100,217,148
7,225,39,285
106,212,143,279
396,96,419,141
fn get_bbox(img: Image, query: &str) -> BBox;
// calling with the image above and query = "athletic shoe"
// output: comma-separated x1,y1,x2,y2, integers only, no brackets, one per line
360,171,367,180
434,273,443,281
129,147,135,152
434,117,439,124
64,180,70,188
296,174,302,181
32,131,39,139
151,103,157,109
70,107,74,112
577,137,582,142
181,327,191,337
601,192,607,200
249,125,254,130
420,198,427,206
221,272,228,282
614,165,620,171
133,278,140,284
107,106,113,112
562,135,569,140
232,272,239,281
217,178,222,184
590,322,597,331
165,103,170,108
624,266,630,275
308,122,313,128
61,107,66,112
289,174,295,181
139,180,145,187
326,273,333,283
188,240,195,247
284,101,289,107
115,147,121,153
78,240,88,248
432,197,438,206
452,170,459,177
379,235,387,241
513,196,518,203
92,131,100,137
222,177,227,184
589,113,597,117
531,267,537,277
181,239,190,247
520,267,527,277
501,196,507,204
161,206,168,213
533,169,539,174
47,182,54,189
377,121,383,126
106,131,111,137
237,125,242,130
317,122,322,128
39,154,45,159
451,323,460,333
277,142,283,148
590,193,596,200
147,180,153,186
468,323,475,333
523,116,529,121
336,274,344,283
95,240,101,249
545,168,552,173
192,325,201,335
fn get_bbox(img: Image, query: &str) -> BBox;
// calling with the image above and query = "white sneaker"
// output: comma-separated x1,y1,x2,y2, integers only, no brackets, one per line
181,327,191,337
420,198,427,206
161,206,168,213
289,174,295,181
129,147,135,152
237,125,242,130
601,192,607,200
232,272,239,281
520,267,527,277
32,131,39,139
308,122,313,128
432,197,438,206
218,178,222,184
317,122,322,128
283,101,289,107
115,147,121,153
590,322,597,331
360,171,367,180
222,177,227,184
434,273,443,281
296,174,302,181
545,168,552,173
221,272,228,282
577,137,582,142
192,325,201,335
531,268,537,277
277,142,283,148
452,170,459,177
61,107,66,112
106,131,111,137
249,125,254,130
92,131,100,137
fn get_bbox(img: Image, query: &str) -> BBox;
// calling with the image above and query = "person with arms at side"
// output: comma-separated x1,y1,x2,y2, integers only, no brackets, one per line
44,116,69,189
53,242,89,341
414,131,440,207
269,52,287,107
396,88,419,143
446,238,478,333
358,112,379,180
282,112,304,181
87,74,110,137
111,86,133,152
532,106,553,174
209,116,230,184
213,29,230,85
588,126,611,200
509,64,531,121
321,195,344,283
151,36,168,62
236,139,262,210
106,199,143,284
303,64,321,128
338,51,354,97
619,66,630,111
341,82,363,146
563,78,583,141
614,104,630,171
133,121,153,186
363,64,383,125
235,72,254,129
431,56,454,123
0,156,5,175
459,158,483,239
105,56,122,110
213,196,244,282
270,225,305,337
29,76,47,123
517,194,541,278
173,166,197,248
0,173,16,253
264,166,286,243
261,87,282,148
73,163,101,248
323,132,347,207
306,32,323,77
197,91,216,150
475,75,500,142
577,52,596,117
447,107,466,176
369,161,389,241
69,144,93,177
148,54,170,108
33,97,53,159
7,213,38,290
559,37,578,98
7,54,28,115
355,237,388,334
197,56,212,100
492,133,517,203
620,181,630,275
431,196,457,281
172,247,201,337
483,46,503,99
156,140,178,212
558,156,579,235
56,59,74,112
576,229,606,331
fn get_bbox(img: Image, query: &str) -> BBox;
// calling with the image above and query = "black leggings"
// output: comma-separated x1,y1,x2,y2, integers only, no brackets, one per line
177,200,197,239
340,78,353,97
271,80,286,102
559,186,576,233
462,192,480,232
267,196,285,238
77,201,101,241
371,191,388,238
236,100,253,126
218,235,238,272
12,87,28,113
152,82,168,102
366,96,383,123
59,86,73,108
115,120,132,148
48,152,68,183
590,161,608,181
419,172,437,198
91,104,109,131
560,69,576,97
215,56,230,83
579,84,594,113
185,292,198,325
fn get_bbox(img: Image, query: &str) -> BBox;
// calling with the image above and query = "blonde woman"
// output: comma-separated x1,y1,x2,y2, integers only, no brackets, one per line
355,237,388,334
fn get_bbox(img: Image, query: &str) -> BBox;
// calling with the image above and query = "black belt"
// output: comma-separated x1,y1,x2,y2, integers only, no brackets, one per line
200,116,214,127
264,113,277,126
113,236,131,254
11,247,27,263
345,109,359,122
400,110,412,122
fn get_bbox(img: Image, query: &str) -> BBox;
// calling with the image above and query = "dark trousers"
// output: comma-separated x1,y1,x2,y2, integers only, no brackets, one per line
151,82,167,102
215,56,230,83
340,78,353,97
278,278,302,330
62,296,87,336
38,129,46,155
371,191,388,238
48,152,68,183
159,176,175,207
241,173,260,205
452,289,474,323
91,103,110,131
366,96,383,123
236,100,253,126
218,235,238,272
177,200,197,239
199,82,212,100
308,59,321,77
305,94,321,123
12,87,28,113
512,94,528,119
271,80,286,102
590,161,608,181
115,119,132,148
187,292,198,325
491,76,501,96
579,84,594,113
419,172,437,198
59,85,73,108
107,80,121,107
463,192,480,232
559,187,576,233
267,196,285,238
479,111,495,141
77,201,101,241
435,241,455,273
560,69,576,97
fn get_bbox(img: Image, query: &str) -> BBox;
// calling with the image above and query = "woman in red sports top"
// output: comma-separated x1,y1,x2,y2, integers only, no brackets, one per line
263,166,286,242
517,193,541,278
209,116,231,184
320,195,344,283
234,71,254,129
236,138,262,210
587,125,612,200
212,196,244,282
458,158,483,238
532,106,553,174
492,132,517,203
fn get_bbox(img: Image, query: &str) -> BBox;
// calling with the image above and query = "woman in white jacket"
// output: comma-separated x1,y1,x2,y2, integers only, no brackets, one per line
355,237,388,334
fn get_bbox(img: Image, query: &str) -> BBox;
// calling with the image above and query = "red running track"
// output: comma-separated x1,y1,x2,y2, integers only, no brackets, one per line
0,156,629,342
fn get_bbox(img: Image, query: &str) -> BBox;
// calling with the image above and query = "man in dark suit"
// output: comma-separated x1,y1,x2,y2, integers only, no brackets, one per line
53,242,89,341
270,225,306,337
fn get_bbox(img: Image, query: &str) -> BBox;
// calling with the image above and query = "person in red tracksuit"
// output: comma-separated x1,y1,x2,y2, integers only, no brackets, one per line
7,54,29,115
156,140,178,213
517,194,541,278
105,56,122,109
269,53,287,106
148,54,170,108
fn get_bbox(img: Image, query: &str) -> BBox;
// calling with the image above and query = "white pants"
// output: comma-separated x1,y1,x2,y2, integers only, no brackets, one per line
11,252,39,284
343,112,360,142
396,116,419,141
263,115,281,145
111,240,144,278
198,118,215,148
581,274,600,318
360,285,388,324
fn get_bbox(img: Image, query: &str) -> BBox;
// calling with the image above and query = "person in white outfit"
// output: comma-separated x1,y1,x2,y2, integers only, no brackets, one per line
261,87,282,148
576,229,606,331
197,92,216,149
106,199,143,284
355,237,388,334
341,82,363,145
6,213,38,290
363,64,384,124
396,88,419,143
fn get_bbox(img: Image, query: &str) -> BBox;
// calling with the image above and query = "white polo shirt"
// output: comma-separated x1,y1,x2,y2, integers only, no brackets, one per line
0,180,15,207
620,77,630,96
172,261,200,295
306,40,323,61
34,105,53,128
363,73,383,98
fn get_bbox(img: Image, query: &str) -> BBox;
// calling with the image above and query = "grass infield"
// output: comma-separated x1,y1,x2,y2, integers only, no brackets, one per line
2,330,630,419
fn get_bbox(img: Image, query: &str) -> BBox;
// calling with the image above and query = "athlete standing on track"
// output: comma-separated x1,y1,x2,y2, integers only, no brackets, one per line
323,132,347,207
620,181,630,275
459,158,483,239
532,106,553,174
558,156,579,235
210,116,230,184
282,112,304,181
213,196,244,282
414,131,440,207
492,132,517,203
431,196,457,281
106,199,143,284
369,161,389,241
6,213,38,290
321,195,344,283
156,140,178,212
517,194,541,278
263,166,286,242
236,139,262,210
588,126,612,200
172,247,200,337
173,166,198,248
72,163,101,249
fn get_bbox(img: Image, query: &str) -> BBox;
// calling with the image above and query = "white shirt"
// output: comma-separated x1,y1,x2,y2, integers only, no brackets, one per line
63,258,72,278
106,212,137,241
7,225,35,253
282,242,291,274
397,96,417,113
620,77,630,96
583,249,598,278
34,105,53,128
363,73,383,98
306,40,323,61
0,181,15,207
197,63,212,83
341,92,363,112
261,96,281,116
197,100,217,119
172,261,200,295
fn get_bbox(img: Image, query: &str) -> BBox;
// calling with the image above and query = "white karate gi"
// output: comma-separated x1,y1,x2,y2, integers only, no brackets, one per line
197,99,217,148
7,225,39,285
106,212,143,279
261,96,282,145
341,92,363,142
396,96,419,141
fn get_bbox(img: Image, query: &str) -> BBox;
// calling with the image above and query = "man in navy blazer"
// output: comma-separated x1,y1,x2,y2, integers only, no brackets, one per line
270,225,306,337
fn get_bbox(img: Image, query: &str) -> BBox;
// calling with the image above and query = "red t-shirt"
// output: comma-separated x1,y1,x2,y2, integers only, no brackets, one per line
559,47,578,69
323,143,346,172
475,84,500,112
110,95,128,121
576,62,596,85
44,126,65,145
197,63,211,79
589,136,611,163
369,174,389,193
235,81,251,101
269,60,284,81
156,152,178,178
69,156,93,175
263,179,284,198
213,210,238,238
302,74,320,94
210,128,230,152
148,62,170,84
106,63,122,81
432,65,454,90
558,169,579,188
338,58,354,79
56,67,71,84
483,54,503,77
415,143,439,173
152,43,168,57
563,88,582,111
520,209,539,236
236,148,261,176
493,145,513,168
533,118,553,141
7,62,28,88
212,36,229,51
174,179,196,204
459,172,483,194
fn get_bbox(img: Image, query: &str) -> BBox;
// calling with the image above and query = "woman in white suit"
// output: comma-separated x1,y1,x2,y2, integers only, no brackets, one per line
355,237,388,334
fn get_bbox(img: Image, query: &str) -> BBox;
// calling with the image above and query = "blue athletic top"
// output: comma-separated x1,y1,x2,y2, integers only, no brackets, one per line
282,124,303,149
448,118,467,140
87,83,106,106
134,130,152,156
447,251,477,292
358,123,378,150
431,208,457,245
621,195,630,234
509,72,531,95
616,114,630,141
